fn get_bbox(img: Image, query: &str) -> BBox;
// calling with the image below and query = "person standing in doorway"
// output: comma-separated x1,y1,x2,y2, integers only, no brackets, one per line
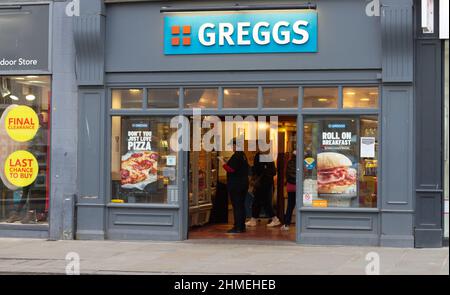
246,149,280,228
218,138,249,234
281,150,297,231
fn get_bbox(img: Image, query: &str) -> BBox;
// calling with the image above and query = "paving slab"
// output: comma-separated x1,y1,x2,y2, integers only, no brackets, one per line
0,238,448,275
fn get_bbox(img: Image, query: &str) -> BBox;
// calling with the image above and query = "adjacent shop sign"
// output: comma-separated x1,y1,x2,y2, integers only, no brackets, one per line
0,4,50,72
4,150,39,187
164,11,318,55
0,105,40,189
4,106,40,142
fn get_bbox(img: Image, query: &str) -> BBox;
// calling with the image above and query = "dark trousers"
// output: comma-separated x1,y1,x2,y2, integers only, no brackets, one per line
283,191,297,225
252,183,275,219
228,186,248,231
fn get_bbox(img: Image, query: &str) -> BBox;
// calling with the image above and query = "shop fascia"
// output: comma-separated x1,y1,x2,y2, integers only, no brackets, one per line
164,112,278,161
0,58,38,66
198,20,310,46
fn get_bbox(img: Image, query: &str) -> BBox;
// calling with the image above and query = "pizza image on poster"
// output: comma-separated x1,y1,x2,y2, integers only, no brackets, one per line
120,151,159,190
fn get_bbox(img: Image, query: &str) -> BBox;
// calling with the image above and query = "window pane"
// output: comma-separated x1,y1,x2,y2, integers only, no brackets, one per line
148,89,179,108
184,88,218,108
1,75,51,224
112,89,143,109
223,88,258,108
302,117,378,208
111,116,178,204
343,87,379,108
263,88,298,108
303,87,338,108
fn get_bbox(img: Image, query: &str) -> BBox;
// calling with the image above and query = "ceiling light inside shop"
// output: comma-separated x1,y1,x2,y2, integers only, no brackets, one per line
129,89,141,93
26,76,39,79
26,94,36,101
318,98,328,102
360,98,371,101
224,89,230,95
345,91,356,95
369,92,378,95
10,95,19,101
14,77,25,80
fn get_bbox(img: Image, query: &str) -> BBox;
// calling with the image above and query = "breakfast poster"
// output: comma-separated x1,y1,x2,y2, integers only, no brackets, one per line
317,120,358,197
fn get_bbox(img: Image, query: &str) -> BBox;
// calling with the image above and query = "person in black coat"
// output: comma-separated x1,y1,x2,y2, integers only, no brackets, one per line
246,150,281,227
219,138,249,233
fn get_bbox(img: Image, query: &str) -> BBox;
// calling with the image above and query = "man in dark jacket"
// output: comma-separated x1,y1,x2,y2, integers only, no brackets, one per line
219,138,249,233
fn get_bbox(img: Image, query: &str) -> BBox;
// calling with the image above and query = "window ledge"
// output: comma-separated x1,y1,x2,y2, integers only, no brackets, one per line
299,207,379,213
107,203,179,209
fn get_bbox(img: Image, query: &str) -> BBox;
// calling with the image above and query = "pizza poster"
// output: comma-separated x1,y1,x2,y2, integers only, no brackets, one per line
120,119,159,190
122,119,153,152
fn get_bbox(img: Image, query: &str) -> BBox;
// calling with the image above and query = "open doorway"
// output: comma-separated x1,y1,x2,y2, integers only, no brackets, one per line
188,116,297,241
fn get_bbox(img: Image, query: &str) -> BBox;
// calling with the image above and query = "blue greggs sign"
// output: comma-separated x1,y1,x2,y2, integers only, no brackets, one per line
164,11,318,55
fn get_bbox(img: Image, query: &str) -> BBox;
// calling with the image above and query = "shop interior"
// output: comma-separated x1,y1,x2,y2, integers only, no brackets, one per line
188,116,297,241
0,75,51,225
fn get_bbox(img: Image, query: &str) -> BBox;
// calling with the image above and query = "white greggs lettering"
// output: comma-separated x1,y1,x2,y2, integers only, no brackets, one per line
198,20,309,46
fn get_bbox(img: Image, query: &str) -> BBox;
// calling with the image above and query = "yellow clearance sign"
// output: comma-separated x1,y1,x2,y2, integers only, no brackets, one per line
4,150,39,187
5,105,39,142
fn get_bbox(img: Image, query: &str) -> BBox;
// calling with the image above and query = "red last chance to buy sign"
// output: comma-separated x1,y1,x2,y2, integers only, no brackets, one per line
4,150,39,187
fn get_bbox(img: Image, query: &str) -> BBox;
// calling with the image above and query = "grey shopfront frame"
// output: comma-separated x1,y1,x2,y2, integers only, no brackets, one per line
75,0,416,247
101,78,382,244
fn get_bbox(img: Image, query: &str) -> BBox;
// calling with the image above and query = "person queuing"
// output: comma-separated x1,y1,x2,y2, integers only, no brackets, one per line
218,138,249,234
246,149,280,228
281,150,297,231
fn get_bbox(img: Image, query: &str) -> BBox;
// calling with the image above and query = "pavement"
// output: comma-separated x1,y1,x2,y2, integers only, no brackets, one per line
0,238,448,275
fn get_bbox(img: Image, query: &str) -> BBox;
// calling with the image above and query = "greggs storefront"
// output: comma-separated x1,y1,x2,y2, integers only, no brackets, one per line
72,0,422,247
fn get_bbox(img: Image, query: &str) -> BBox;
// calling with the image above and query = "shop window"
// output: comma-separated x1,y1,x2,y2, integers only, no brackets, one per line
303,116,378,208
111,116,178,204
148,89,179,109
0,75,51,224
343,87,379,108
263,87,298,108
184,88,218,109
223,88,258,108
112,89,143,109
303,87,338,108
